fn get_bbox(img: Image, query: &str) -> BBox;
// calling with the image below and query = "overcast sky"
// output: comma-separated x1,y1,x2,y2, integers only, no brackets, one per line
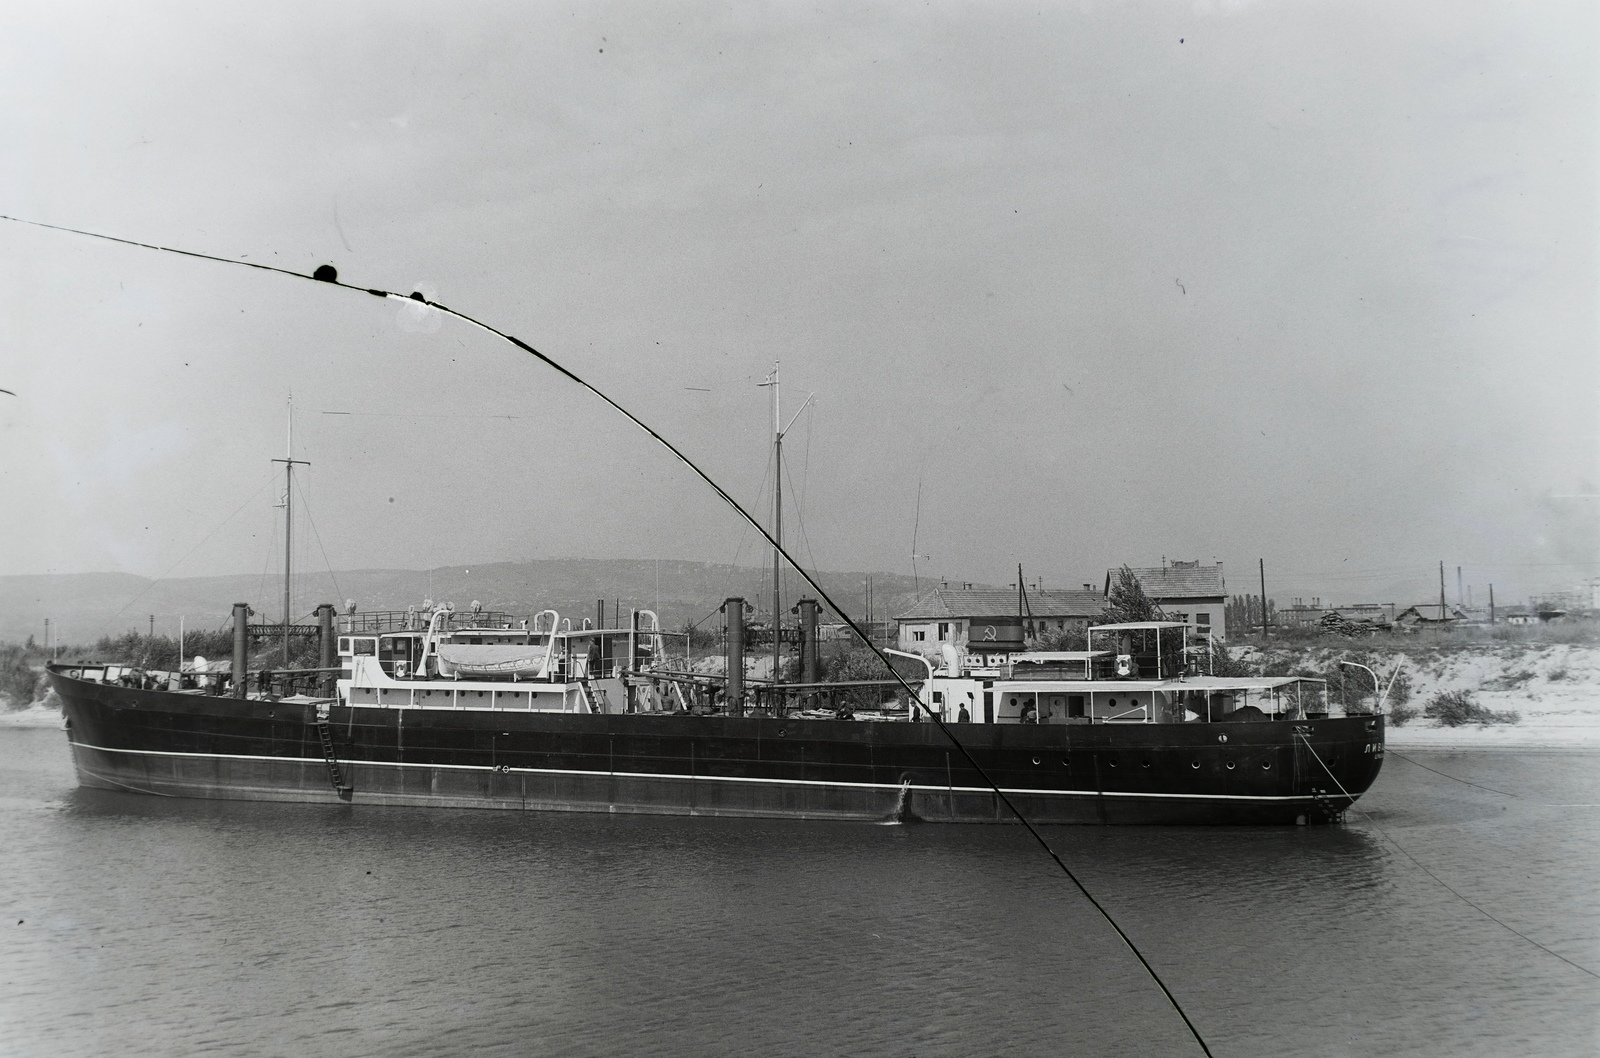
0,0,1594,610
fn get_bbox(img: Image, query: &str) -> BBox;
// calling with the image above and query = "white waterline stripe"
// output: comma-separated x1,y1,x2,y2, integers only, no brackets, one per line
67,740,1341,803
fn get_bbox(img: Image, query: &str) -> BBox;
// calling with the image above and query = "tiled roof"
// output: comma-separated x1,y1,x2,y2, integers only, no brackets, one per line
895,588,1104,622
1110,563,1225,599
1397,604,1468,621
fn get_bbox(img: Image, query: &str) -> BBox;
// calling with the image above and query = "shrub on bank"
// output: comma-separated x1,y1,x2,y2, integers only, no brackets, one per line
1388,702,1419,727
0,645,41,708
93,630,241,670
1423,689,1519,727
89,630,324,671
820,643,922,711
1207,642,1257,679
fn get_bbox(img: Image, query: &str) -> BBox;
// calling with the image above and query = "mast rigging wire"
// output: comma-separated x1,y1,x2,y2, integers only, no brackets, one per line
0,212,1213,1058
781,451,823,594
97,474,274,638
293,472,343,605
911,458,925,595
256,504,279,624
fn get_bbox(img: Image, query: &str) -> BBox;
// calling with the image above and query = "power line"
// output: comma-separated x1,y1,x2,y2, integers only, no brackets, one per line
2,213,1216,1058
322,410,524,420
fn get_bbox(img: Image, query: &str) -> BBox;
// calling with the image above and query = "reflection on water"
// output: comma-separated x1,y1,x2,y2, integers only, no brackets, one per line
1,728,1595,1057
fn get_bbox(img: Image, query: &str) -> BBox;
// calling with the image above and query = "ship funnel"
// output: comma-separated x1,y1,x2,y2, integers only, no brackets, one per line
317,603,336,694
231,603,250,699
798,598,819,687
723,596,745,716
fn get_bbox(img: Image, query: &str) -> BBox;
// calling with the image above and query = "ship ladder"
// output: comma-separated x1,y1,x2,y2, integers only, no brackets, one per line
314,703,354,800
577,675,604,714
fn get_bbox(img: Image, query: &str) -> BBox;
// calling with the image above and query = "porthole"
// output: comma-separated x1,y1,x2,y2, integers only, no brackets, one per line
1262,761,1272,770
778,729,787,738
1061,758,1070,768
1107,759,1117,768
1191,760,1200,769
1225,761,1236,771
1141,760,1151,769
1032,756,1041,765
1217,733,1229,744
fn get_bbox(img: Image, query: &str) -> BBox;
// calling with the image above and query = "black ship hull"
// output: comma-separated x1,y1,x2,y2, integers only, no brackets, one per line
49,669,1383,825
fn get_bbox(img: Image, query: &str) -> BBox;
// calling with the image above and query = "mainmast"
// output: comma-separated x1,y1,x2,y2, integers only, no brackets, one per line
760,363,782,684
759,362,813,694
272,395,310,665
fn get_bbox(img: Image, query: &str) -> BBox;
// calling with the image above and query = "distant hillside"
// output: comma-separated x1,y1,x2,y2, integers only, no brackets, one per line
0,560,954,646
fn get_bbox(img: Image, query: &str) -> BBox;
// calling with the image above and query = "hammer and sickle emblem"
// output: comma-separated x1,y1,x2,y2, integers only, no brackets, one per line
981,625,997,641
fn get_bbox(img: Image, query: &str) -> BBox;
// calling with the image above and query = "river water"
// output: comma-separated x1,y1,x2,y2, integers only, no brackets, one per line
0,727,1594,1057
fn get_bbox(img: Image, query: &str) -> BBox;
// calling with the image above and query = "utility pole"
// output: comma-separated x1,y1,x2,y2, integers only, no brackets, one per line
1489,583,1496,624
1457,566,1463,608
1439,561,1447,621
1259,558,1268,637
149,614,155,639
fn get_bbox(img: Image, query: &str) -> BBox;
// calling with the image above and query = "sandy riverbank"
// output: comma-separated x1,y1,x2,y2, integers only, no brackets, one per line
1243,641,1600,749
0,701,64,728
1384,649,1600,748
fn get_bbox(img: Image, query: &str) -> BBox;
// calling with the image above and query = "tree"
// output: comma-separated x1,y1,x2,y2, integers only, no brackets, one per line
1208,640,1255,678
1100,566,1166,624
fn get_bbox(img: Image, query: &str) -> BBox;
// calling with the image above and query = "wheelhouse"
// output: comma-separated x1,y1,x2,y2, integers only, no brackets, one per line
912,620,1333,725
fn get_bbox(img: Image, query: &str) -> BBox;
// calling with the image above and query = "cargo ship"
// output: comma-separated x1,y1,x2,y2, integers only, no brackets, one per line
47,372,1381,825
46,600,1382,824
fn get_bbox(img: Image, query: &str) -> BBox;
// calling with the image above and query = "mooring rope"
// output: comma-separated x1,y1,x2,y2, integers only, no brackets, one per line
1297,733,1597,981
2,213,1214,1057
1386,749,1519,798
